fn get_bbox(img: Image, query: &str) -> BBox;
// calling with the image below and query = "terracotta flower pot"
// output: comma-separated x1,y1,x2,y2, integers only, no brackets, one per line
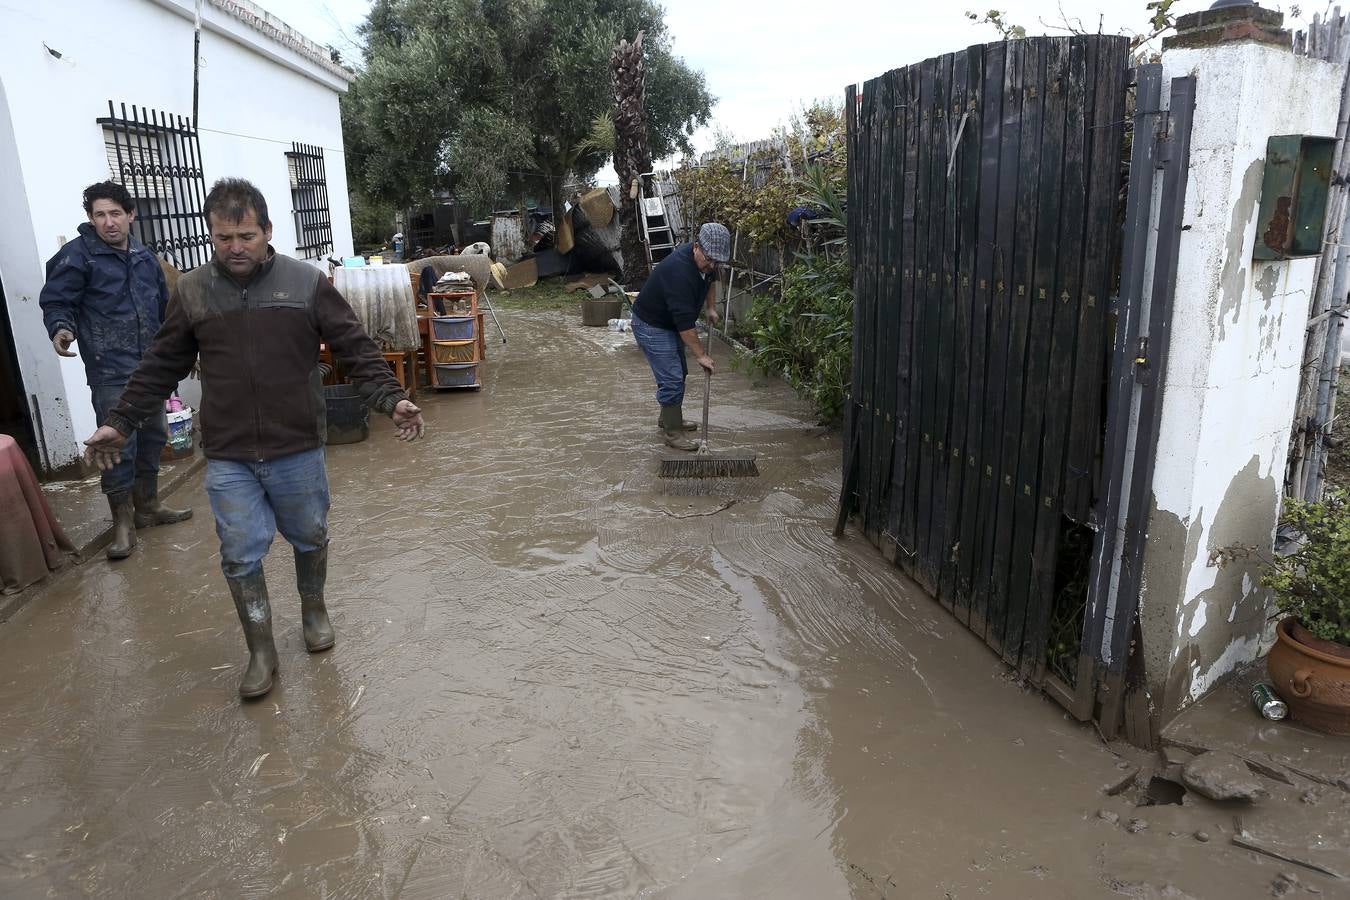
1267,618,1350,736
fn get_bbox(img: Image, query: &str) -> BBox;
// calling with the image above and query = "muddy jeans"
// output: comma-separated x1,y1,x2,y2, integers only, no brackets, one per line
90,383,166,496
631,312,688,407
204,447,329,580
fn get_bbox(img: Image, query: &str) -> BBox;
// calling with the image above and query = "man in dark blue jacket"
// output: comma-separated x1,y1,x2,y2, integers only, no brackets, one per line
40,181,192,560
631,222,730,450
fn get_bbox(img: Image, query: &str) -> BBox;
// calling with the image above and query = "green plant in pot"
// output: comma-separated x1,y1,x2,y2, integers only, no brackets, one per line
1262,491,1350,735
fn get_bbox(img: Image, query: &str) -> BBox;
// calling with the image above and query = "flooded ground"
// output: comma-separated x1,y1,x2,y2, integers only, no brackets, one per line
2,301,1346,898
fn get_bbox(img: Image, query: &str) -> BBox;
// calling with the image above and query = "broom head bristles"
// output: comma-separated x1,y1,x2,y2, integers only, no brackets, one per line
658,453,759,479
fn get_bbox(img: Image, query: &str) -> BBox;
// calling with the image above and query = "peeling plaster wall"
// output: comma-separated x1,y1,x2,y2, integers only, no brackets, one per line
0,0,353,473
1138,44,1344,722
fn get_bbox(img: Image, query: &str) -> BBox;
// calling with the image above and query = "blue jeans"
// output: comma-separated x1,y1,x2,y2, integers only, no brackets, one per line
91,383,166,495
631,312,688,407
204,447,329,580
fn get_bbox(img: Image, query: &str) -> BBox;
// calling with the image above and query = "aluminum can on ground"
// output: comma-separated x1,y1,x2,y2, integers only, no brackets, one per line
1251,682,1288,721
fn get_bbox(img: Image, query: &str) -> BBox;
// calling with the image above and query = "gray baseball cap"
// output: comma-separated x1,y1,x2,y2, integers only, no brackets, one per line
696,222,731,264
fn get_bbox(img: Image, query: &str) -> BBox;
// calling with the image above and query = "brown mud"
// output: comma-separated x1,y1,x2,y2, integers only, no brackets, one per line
1,305,1346,898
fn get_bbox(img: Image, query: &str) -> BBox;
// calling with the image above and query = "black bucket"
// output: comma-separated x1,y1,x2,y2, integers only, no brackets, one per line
323,384,369,444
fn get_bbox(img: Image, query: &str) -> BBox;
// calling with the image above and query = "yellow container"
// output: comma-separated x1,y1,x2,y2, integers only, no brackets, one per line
432,340,477,364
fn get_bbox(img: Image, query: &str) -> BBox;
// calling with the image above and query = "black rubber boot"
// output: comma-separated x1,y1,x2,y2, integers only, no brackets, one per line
105,492,137,560
654,415,699,432
227,571,278,699
660,404,698,451
132,476,193,529
294,546,335,652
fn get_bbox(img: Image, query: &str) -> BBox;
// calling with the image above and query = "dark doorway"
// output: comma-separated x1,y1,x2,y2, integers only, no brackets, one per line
0,275,39,470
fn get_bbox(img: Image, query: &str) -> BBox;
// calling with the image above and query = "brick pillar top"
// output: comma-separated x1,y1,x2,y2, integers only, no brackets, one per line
1162,2,1291,51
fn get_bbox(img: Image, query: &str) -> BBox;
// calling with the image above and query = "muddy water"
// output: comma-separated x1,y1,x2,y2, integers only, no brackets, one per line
0,308,1338,898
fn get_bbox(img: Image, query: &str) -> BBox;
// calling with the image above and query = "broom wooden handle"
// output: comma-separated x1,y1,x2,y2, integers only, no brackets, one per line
701,314,714,451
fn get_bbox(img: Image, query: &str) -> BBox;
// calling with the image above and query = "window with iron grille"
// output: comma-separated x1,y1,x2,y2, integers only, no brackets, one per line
97,101,211,270
286,143,333,259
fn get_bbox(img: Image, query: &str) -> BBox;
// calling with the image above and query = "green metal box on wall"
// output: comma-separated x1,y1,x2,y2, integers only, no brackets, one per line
1254,134,1335,261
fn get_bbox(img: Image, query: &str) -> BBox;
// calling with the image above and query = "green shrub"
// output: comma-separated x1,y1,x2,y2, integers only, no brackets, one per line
743,253,852,425
675,158,797,250
1263,491,1350,646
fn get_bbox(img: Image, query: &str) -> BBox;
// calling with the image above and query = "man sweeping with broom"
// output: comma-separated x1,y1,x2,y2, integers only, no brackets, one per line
631,222,729,450
631,223,757,479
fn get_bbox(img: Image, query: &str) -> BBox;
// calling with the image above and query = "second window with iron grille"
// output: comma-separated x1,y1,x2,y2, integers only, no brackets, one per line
286,143,333,260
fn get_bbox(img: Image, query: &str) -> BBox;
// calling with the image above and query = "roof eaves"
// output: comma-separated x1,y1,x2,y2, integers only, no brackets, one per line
207,0,356,83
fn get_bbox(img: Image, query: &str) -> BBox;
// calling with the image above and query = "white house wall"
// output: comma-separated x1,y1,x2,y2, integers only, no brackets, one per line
0,0,353,471
1138,43,1344,721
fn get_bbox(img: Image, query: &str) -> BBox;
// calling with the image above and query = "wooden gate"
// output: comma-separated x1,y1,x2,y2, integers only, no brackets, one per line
841,35,1131,698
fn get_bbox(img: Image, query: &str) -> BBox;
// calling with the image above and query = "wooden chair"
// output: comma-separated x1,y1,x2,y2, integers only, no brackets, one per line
382,350,416,401
320,344,417,401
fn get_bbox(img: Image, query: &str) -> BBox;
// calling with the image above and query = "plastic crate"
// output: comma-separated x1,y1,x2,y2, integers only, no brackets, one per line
433,363,480,388
430,316,476,341
432,339,477,364
581,297,623,326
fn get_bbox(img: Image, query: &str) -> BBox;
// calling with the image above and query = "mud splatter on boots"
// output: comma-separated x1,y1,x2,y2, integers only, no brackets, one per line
659,404,698,451
105,492,137,560
227,570,278,699
132,476,193,529
294,546,335,652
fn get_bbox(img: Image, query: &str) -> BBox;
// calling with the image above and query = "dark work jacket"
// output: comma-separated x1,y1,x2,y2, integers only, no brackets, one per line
107,250,408,462
39,223,168,386
632,243,713,333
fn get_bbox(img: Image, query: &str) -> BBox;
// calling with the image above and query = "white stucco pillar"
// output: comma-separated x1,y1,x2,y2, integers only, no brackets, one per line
1136,18,1344,725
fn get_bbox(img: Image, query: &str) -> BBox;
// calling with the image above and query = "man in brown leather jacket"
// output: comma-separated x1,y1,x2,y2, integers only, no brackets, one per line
83,178,425,700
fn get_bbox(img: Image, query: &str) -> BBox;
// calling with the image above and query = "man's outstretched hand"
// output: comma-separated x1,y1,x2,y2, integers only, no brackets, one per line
84,425,129,470
52,329,77,358
393,399,425,442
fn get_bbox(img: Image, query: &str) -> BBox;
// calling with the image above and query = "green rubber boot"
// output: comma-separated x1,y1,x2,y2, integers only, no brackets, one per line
660,404,698,451
106,492,137,560
294,546,335,652
132,476,193,529
227,570,278,699
655,415,699,432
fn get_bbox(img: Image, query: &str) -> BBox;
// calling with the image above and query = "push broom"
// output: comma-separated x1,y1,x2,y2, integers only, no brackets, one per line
659,322,759,480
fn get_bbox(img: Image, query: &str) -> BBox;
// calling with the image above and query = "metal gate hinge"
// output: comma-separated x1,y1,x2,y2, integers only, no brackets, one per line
1133,335,1150,382
1154,111,1173,161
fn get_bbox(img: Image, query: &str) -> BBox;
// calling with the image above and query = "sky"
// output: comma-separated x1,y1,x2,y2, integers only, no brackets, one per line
259,0,1314,180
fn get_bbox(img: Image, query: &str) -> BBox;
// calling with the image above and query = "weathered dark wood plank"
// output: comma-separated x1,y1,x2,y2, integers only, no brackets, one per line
995,37,1046,666
946,46,983,624
911,55,939,595
1005,37,1070,673
978,38,1026,653
874,70,900,549
1065,38,1129,522
856,78,878,541
880,68,901,550
863,72,884,543
939,50,972,612
898,65,924,579
844,83,861,528
929,51,957,608
967,40,1006,641
886,65,915,552
1019,37,1092,676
